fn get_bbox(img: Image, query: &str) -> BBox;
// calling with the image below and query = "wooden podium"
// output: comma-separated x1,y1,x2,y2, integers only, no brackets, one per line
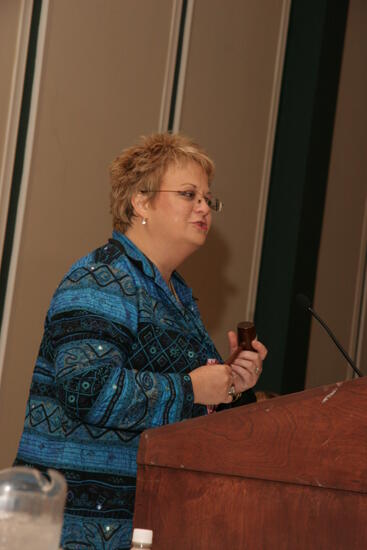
133,377,367,549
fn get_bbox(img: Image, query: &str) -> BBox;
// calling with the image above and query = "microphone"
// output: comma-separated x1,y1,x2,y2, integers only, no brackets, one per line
296,293,363,378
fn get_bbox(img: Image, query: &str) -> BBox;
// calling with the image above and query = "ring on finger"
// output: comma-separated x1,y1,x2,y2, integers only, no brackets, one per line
228,385,236,397
255,366,261,375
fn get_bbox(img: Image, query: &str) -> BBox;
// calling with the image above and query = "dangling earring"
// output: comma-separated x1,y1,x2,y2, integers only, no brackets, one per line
142,218,147,225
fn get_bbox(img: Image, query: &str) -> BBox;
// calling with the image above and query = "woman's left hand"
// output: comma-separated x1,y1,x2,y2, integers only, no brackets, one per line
227,331,268,394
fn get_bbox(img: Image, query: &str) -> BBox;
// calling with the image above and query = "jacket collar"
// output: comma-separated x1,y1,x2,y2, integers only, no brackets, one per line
111,231,193,307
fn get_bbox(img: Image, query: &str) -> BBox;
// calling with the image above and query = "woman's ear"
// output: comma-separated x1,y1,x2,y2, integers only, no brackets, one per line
131,191,150,220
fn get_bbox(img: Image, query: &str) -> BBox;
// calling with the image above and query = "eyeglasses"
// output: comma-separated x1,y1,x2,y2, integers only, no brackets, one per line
142,189,223,212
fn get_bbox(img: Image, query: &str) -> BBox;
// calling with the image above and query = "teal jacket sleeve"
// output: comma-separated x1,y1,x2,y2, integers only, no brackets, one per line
49,265,195,433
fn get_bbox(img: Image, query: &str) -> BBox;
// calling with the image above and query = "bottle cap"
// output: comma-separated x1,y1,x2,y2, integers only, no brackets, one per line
132,528,153,545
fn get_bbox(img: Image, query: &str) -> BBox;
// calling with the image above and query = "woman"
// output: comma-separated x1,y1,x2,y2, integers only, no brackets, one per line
15,133,267,549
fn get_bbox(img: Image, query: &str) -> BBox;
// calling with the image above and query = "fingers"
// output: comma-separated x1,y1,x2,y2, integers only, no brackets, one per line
232,341,267,364
189,363,234,405
231,354,262,378
231,363,259,386
250,339,268,360
229,339,267,393
227,330,238,354
190,338,268,405
224,365,235,404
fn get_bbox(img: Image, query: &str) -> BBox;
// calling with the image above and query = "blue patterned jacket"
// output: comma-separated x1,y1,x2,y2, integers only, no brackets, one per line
15,232,255,549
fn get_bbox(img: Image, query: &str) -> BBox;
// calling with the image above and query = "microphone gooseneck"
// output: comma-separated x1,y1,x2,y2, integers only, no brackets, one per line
296,293,311,311
296,293,363,378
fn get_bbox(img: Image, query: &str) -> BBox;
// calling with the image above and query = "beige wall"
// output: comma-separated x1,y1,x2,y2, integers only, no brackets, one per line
305,0,367,387
0,0,289,468
179,0,289,357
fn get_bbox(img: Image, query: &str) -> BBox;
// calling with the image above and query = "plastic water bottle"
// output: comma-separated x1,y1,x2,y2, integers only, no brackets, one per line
130,528,153,549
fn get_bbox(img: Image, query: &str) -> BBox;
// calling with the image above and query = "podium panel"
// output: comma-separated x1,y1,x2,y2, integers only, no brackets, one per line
134,378,367,549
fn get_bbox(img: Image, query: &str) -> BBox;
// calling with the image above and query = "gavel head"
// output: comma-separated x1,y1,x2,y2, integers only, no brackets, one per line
237,321,256,351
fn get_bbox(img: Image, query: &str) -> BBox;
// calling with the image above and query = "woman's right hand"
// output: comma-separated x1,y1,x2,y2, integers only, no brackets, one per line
189,363,234,405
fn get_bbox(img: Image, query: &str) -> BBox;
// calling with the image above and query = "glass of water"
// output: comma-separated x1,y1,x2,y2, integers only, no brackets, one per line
0,466,66,550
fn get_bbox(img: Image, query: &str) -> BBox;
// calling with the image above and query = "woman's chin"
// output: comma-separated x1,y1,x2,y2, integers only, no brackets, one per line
187,233,208,252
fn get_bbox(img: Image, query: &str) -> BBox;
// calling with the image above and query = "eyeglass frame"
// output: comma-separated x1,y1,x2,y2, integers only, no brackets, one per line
140,189,223,213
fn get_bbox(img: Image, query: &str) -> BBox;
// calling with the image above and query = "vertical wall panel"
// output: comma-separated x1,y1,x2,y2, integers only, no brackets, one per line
178,0,290,356
0,0,32,263
306,0,367,387
0,0,174,468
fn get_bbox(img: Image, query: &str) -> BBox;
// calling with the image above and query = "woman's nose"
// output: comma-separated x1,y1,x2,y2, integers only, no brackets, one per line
195,194,210,213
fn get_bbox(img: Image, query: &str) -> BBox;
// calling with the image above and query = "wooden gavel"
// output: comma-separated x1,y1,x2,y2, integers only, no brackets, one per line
225,321,256,364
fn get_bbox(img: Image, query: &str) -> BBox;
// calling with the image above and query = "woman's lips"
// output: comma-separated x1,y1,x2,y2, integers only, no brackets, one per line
192,221,208,232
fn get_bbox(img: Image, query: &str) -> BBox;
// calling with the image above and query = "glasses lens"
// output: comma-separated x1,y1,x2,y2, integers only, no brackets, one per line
204,195,222,212
210,198,223,212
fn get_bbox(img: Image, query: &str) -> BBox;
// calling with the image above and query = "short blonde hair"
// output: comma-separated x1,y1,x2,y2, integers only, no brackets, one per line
110,133,215,232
